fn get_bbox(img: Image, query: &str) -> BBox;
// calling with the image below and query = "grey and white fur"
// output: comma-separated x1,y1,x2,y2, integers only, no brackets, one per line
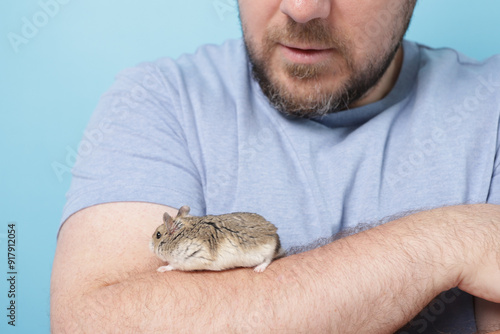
150,206,284,273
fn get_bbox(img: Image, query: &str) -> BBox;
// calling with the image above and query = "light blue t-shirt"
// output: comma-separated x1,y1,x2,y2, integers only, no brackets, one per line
61,39,500,333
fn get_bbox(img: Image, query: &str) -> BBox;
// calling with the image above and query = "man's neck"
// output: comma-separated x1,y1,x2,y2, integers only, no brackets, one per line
349,45,404,109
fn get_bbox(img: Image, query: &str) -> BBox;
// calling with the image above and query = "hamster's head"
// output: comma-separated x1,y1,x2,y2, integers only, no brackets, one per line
149,207,192,258
150,223,169,254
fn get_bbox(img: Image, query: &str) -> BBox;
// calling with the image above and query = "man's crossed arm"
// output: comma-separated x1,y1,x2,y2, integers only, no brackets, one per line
50,202,500,333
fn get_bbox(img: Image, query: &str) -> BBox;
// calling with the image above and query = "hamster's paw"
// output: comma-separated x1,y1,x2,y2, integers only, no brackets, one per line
157,265,175,272
253,261,271,273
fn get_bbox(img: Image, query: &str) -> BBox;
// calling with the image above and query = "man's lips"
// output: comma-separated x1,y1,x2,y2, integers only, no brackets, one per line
278,43,335,64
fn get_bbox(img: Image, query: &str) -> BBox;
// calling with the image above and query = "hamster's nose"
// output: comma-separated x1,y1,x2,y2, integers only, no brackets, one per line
280,0,331,23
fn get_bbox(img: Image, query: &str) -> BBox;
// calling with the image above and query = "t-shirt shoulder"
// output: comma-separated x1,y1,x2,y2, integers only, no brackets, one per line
147,38,247,88
415,42,500,68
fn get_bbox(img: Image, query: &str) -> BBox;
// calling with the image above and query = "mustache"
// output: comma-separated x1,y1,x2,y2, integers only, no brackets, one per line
266,18,347,51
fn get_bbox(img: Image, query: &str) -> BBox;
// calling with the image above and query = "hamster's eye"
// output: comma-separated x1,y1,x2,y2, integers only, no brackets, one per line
156,231,162,239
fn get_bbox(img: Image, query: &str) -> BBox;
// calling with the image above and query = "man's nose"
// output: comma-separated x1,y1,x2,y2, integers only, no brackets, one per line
280,0,331,23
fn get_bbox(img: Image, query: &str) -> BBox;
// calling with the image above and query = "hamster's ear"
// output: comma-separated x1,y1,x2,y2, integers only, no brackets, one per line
163,212,174,234
176,205,191,218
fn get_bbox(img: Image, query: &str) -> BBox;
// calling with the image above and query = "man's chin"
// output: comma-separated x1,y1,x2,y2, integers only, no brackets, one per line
265,90,348,118
262,76,350,117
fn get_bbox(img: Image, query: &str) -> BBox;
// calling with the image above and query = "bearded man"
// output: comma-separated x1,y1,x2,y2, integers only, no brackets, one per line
51,1,500,333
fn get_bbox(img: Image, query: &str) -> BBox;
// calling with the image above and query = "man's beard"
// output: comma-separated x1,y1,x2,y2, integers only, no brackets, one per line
243,5,415,118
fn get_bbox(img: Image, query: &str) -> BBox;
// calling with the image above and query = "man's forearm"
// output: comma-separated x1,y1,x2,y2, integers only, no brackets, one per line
51,205,500,333
55,247,444,333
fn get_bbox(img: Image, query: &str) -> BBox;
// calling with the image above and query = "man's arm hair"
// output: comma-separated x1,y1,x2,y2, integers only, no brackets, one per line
50,202,500,333
286,209,424,255
305,210,500,333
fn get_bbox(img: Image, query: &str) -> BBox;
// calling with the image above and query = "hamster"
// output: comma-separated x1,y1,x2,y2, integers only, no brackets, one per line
150,206,283,273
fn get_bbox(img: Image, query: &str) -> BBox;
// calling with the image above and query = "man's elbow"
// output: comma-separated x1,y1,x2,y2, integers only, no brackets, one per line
50,289,84,334
50,283,103,334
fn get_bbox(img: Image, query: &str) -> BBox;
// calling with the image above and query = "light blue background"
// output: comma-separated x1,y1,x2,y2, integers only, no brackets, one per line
1,0,499,332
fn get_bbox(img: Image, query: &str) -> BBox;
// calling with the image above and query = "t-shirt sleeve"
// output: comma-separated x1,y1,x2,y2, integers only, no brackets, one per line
60,61,205,227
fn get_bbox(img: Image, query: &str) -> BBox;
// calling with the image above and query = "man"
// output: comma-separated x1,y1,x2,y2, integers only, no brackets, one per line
51,0,500,333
